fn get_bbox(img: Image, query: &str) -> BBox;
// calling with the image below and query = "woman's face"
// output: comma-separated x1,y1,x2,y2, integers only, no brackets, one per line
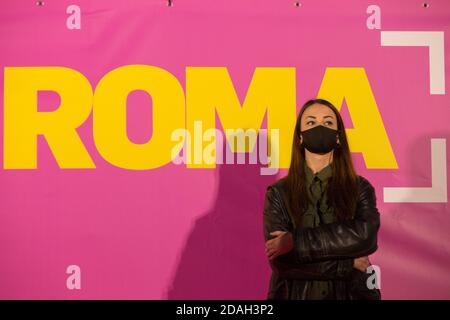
300,103,339,143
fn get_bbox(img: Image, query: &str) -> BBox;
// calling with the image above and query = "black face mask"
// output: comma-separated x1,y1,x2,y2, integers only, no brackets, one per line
300,125,339,154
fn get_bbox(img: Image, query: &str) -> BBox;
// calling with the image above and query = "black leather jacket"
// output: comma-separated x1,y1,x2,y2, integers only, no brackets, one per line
263,175,381,300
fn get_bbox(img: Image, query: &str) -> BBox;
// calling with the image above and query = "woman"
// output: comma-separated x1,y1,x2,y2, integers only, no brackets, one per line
263,98,381,300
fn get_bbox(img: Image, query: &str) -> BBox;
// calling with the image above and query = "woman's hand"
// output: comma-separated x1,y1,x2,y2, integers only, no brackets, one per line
353,256,371,272
265,230,294,260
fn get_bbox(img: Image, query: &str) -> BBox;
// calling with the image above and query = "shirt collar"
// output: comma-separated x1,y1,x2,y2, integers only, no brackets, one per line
304,161,333,185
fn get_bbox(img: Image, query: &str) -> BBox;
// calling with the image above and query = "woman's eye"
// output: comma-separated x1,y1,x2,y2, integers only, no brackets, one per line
306,120,333,125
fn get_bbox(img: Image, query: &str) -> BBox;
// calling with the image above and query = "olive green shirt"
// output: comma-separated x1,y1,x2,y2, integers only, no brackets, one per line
303,161,337,300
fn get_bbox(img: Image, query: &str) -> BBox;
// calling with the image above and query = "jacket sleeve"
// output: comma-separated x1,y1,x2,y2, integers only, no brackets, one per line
263,185,354,280
292,176,381,263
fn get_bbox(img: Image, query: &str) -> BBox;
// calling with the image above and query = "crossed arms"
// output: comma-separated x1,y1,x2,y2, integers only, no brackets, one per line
263,177,380,281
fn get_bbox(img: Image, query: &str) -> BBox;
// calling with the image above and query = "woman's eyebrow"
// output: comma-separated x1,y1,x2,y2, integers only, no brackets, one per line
305,115,334,119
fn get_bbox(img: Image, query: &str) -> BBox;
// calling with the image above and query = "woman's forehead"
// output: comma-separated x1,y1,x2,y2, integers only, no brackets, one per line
302,104,336,119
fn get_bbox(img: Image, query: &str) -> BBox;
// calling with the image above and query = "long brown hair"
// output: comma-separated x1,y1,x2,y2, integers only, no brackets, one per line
286,98,359,228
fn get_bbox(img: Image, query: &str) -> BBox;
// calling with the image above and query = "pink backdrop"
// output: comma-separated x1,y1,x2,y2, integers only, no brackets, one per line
0,0,449,299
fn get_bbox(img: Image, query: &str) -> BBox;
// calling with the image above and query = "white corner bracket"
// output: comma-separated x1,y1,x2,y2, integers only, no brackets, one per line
381,31,445,95
384,138,447,203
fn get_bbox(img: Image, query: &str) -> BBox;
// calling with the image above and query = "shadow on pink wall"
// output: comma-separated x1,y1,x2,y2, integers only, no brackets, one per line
166,161,276,299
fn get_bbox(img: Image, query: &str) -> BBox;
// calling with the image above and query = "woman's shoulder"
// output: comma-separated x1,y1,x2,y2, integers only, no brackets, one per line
357,175,375,190
267,176,288,192
356,175,377,202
